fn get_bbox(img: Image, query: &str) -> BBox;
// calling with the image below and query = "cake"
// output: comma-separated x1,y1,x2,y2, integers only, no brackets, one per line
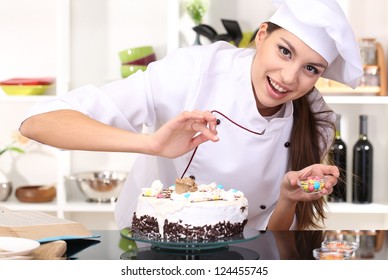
131,177,248,241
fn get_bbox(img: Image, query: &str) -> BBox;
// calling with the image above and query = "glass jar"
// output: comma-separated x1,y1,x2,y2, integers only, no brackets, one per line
359,65,380,87
359,38,377,65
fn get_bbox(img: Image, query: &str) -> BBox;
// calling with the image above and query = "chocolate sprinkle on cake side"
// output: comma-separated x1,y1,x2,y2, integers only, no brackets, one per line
131,213,161,239
163,219,248,242
132,211,247,242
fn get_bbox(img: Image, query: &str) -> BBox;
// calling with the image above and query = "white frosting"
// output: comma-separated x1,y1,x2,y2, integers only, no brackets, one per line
134,180,248,237
170,182,245,202
141,180,163,197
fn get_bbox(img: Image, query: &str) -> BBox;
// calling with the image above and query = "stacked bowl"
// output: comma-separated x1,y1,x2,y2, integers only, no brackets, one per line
0,77,55,95
119,46,156,78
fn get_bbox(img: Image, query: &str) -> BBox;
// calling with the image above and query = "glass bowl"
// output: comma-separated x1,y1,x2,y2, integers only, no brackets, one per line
297,176,326,194
321,240,359,254
313,247,352,260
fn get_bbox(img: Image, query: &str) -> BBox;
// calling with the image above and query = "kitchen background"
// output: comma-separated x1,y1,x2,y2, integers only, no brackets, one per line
1,0,388,230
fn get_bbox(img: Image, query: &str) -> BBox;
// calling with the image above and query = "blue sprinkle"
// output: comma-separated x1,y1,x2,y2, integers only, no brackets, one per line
183,193,190,198
217,184,224,189
231,189,238,193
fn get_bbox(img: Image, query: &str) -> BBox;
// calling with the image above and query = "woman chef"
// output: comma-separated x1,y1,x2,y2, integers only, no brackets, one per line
19,0,363,230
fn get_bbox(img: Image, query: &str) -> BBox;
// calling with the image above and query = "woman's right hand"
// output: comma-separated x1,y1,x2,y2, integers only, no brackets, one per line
20,109,219,158
147,110,219,158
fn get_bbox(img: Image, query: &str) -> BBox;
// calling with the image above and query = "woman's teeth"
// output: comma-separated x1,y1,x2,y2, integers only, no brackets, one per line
269,78,287,93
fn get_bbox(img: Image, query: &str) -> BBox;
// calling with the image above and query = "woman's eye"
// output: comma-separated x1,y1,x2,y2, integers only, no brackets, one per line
278,46,291,58
305,65,319,74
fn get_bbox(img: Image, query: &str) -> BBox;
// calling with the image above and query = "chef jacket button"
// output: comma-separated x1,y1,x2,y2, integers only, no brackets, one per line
284,142,290,148
260,205,266,210
216,119,221,125
189,175,196,180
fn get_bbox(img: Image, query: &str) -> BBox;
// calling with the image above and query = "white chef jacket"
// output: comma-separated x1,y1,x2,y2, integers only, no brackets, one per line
24,41,335,230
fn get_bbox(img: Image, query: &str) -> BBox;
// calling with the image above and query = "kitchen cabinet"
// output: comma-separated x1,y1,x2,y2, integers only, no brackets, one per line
1,0,388,230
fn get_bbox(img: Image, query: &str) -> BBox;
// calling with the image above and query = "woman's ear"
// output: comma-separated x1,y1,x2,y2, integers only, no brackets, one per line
255,23,269,45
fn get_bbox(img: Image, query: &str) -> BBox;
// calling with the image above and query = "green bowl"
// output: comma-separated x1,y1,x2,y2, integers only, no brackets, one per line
121,65,147,78
119,46,154,64
0,85,52,95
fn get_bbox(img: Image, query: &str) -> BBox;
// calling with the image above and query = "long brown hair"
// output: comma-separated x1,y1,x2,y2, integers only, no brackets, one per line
264,22,335,229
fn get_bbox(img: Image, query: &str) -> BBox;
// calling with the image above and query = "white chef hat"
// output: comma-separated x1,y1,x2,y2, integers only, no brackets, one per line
268,0,363,88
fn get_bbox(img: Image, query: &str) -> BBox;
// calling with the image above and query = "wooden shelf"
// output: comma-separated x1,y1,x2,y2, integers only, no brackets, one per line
319,86,379,95
323,95,388,104
327,203,388,214
317,42,387,96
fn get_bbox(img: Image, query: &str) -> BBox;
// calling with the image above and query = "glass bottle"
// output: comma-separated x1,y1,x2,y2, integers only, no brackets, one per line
352,115,373,203
328,114,347,202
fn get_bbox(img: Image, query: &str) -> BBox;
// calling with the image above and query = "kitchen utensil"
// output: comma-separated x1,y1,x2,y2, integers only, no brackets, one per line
0,85,52,95
119,46,154,64
0,77,55,85
15,185,56,203
297,176,326,194
221,19,243,47
192,24,232,43
0,182,12,201
313,247,352,260
67,171,128,203
122,53,156,66
121,65,147,78
0,237,40,258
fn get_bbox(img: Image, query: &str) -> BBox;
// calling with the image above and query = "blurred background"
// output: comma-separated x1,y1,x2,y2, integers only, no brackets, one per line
1,0,388,230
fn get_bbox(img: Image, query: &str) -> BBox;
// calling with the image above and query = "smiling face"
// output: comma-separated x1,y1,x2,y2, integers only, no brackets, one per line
251,23,328,116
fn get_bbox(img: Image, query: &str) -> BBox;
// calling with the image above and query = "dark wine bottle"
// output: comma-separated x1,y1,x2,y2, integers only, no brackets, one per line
328,114,347,202
352,115,373,203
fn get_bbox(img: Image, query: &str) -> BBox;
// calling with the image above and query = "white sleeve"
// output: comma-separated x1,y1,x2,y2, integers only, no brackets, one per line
23,71,156,133
22,45,206,132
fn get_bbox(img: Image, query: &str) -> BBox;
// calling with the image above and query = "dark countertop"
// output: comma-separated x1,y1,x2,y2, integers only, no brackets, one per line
68,229,388,260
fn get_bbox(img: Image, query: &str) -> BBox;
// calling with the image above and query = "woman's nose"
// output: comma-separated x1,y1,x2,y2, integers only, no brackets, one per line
280,65,299,85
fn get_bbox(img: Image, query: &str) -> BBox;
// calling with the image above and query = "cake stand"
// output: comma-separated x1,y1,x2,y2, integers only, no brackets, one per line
119,227,261,260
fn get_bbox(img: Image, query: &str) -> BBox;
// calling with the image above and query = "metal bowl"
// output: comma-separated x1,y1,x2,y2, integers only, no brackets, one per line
0,182,12,201
68,171,128,203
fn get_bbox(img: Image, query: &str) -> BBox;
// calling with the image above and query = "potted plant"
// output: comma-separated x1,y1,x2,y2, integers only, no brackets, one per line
185,0,209,45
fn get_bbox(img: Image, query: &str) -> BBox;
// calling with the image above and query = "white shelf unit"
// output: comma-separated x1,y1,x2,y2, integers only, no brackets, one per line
2,0,388,230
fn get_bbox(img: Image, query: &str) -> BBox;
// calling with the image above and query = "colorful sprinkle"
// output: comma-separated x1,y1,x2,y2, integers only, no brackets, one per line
183,193,191,198
298,176,325,194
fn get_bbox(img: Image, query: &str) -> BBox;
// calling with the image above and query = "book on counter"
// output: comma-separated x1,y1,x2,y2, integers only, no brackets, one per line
0,206,99,242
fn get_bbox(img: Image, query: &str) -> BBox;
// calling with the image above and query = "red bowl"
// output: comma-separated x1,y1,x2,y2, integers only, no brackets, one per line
122,53,156,66
0,77,55,85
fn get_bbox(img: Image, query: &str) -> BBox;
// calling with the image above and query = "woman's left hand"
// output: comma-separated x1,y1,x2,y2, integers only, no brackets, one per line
281,164,340,201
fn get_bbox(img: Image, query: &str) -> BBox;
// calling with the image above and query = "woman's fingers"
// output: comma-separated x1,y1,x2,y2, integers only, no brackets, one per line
190,120,219,142
298,164,340,179
179,110,219,141
284,164,339,201
150,110,220,158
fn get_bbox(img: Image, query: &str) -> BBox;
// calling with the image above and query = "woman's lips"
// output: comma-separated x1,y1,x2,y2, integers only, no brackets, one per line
268,77,288,93
267,77,290,99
